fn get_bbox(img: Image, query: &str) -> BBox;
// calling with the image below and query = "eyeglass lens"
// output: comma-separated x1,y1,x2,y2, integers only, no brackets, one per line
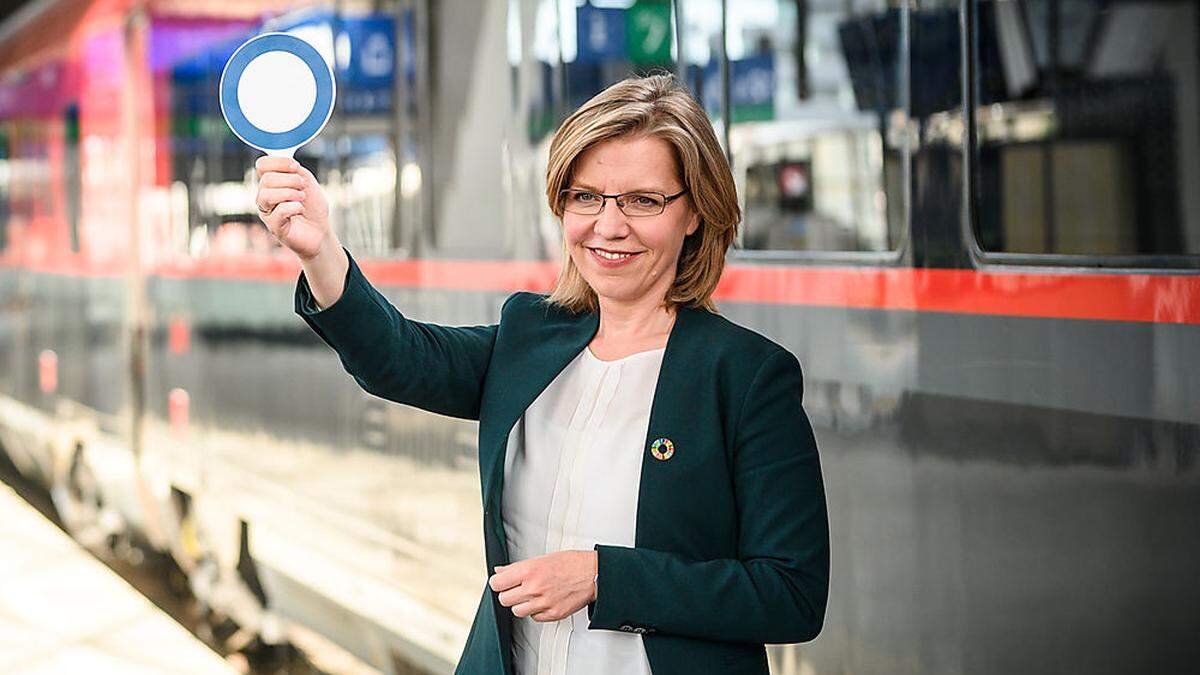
561,190,666,216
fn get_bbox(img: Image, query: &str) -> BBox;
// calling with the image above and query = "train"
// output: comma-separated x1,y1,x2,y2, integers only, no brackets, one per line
0,0,1197,673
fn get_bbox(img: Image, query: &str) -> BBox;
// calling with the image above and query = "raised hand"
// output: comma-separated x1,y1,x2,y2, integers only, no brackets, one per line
254,156,333,260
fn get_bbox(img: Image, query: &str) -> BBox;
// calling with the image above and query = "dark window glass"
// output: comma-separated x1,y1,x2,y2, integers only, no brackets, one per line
972,0,1200,257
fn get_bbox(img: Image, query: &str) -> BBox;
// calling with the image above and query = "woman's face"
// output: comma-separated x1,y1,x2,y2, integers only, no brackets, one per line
562,135,699,309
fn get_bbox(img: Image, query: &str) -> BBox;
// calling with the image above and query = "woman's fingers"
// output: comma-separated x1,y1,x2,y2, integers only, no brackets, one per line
255,156,298,177
255,187,305,214
262,200,304,235
514,602,542,619
251,156,330,260
497,585,535,607
258,171,304,189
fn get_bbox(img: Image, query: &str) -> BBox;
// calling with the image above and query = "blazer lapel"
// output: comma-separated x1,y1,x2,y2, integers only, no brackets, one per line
632,304,707,550
479,303,599,547
479,299,708,563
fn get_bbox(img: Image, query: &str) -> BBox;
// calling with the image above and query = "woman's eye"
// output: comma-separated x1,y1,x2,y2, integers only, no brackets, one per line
634,195,658,206
574,192,598,202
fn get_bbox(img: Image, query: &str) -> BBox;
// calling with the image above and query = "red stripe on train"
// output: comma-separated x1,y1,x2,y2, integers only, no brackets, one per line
3,254,1198,325
716,265,1200,324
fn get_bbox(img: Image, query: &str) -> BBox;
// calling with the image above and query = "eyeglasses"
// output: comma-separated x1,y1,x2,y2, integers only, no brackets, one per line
558,188,688,217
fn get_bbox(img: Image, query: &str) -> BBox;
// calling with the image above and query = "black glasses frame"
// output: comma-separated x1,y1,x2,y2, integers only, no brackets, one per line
558,188,689,217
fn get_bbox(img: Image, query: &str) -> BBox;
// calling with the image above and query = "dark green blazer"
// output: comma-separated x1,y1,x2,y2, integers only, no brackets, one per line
295,249,829,675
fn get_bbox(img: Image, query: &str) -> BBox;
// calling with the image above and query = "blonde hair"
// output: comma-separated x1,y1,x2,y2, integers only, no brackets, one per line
543,73,740,314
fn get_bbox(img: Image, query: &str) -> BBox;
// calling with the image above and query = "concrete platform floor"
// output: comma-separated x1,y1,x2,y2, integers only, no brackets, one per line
0,482,237,674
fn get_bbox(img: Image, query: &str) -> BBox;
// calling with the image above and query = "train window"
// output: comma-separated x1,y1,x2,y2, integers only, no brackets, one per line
728,0,905,254
1,119,55,247
498,0,680,260
505,1,906,259
971,0,1200,259
523,0,678,144
159,2,414,259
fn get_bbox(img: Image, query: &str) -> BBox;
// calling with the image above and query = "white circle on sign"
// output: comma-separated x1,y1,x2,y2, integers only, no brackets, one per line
236,51,316,133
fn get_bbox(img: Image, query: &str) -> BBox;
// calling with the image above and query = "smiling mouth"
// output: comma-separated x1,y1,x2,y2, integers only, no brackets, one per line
588,246,644,260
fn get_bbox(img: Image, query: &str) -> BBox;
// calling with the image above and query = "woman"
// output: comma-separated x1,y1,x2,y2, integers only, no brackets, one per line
255,74,828,675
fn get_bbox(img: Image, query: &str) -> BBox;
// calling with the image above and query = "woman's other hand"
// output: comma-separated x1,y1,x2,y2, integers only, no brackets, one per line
490,550,599,622
254,156,333,261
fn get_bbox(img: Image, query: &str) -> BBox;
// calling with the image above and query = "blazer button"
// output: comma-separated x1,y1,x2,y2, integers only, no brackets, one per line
632,627,647,634
619,624,633,632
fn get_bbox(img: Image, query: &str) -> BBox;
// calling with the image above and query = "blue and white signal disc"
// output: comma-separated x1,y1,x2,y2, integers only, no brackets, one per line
219,32,336,155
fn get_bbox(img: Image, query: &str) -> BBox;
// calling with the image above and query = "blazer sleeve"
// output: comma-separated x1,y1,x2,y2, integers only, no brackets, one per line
294,246,507,421
586,348,830,644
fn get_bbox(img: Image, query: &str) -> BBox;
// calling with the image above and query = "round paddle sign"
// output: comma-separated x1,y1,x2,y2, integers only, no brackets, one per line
219,32,336,157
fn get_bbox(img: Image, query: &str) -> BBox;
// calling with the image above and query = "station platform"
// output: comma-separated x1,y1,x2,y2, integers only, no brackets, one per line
0,482,237,675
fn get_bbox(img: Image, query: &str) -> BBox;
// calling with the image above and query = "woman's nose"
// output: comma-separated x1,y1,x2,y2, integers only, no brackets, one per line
593,200,631,239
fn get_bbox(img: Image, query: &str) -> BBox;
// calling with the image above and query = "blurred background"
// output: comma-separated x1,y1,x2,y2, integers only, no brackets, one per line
0,0,1196,673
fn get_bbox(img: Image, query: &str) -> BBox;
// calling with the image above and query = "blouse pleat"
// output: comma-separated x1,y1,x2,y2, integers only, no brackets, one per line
503,345,665,675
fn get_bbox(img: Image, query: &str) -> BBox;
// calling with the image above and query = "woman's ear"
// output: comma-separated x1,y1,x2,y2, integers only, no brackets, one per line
685,211,701,237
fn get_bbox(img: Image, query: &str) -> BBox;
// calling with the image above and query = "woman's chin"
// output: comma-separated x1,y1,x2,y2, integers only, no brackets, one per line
588,281,648,306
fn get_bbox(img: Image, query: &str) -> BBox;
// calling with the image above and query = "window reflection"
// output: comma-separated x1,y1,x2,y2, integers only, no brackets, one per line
0,71,63,255
972,0,1200,258
508,0,679,259
157,1,414,259
729,0,904,254
526,0,678,144
510,0,902,256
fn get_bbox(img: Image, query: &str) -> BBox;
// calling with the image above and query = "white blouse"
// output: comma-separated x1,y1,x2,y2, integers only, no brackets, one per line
501,344,666,675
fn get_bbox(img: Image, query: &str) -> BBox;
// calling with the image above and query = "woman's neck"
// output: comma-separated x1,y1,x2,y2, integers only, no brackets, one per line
593,295,677,350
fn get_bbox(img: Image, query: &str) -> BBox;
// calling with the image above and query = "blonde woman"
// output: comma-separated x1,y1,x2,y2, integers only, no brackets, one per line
256,74,828,675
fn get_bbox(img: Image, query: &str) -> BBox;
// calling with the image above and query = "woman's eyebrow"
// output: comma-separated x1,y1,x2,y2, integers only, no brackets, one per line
570,182,665,193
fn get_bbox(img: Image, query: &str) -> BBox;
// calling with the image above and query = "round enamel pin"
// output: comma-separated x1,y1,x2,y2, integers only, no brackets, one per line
649,437,675,461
